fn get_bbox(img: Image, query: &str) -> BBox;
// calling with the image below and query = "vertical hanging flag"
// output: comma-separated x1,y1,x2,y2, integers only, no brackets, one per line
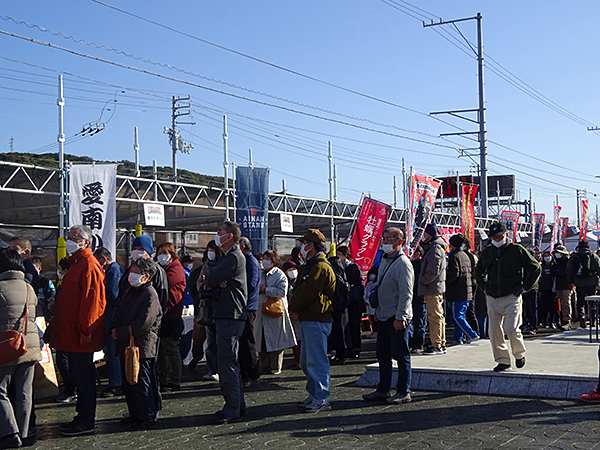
236,166,270,253
559,217,569,245
580,199,589,241
349,197,391,272
500,210,521,242
460,184,478,251
532,213,545,250
550,205,561,252
68,164,117,257
406,174,441,258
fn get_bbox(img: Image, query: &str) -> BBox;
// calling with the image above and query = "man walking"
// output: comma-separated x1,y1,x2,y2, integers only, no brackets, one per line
474,222,541,372
51,225,106,436
205,222,248,424
289,229,336,413
362,228,413,404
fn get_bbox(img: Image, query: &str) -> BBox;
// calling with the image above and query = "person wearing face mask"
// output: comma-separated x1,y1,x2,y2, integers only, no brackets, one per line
255,250,296,375
180,255,195,309
110,258,162,430
551,245,575,330
282,261,301,369
538,251,558,329
50,225,106,437
474,222,541,372
289,229,336,413
337,246,364,359
154,242,186,392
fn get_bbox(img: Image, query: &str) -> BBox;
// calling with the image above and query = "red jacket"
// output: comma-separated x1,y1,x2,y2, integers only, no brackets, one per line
164,259,186,321
51,247,106,352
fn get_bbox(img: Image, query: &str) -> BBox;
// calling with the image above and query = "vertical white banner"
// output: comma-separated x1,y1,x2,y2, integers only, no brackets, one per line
68,164,117,258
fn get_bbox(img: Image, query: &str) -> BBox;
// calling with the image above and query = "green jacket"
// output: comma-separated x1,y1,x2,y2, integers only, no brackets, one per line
289,253,335,322
474,242,541,299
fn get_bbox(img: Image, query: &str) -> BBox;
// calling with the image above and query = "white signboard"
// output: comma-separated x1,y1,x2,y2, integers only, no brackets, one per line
280,213,294,233
68,164,117,257
144,203,165,227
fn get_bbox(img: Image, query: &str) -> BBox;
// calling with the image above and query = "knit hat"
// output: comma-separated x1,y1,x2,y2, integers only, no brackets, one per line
449,234,466,249
488,221,507,238
578,240,590,249
424,223,438,238
132,235,154,257
282,260,298,272
300,228,326,244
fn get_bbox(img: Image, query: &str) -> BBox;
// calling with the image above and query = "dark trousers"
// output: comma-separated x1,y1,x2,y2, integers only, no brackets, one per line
522,290,538,330
238,310,260,382
121,357,161,423
328,310,349,359
466,300,480,335
347,301,363,352
56,350,76,395
104,306,122,387
67,352,96,429
410,302,427,350
376,318,412,395
215,318,246,418
577,285,596,319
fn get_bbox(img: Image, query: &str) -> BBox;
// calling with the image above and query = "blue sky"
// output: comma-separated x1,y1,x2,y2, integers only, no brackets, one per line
1,1,599,224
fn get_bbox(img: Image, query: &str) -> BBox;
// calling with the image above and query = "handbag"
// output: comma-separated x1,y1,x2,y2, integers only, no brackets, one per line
262,297,285,318
124,325,140,385
0,284,29,365
368,254,402,310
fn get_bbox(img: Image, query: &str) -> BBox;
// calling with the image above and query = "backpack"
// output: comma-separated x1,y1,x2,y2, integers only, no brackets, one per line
575,252,593,278
328,259,350,313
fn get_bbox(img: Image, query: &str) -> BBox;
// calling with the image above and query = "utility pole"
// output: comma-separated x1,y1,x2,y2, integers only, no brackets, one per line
57,75,66,239
223,115,230,221
134,127,140,177
577,189,587,227
328,141,334,245
9,136,13,152
164,96,194,182
425,12,488,218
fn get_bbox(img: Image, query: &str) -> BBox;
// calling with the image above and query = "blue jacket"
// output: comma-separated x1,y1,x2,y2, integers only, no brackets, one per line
245,253,261,312
105,261,124,309
183,266,194,307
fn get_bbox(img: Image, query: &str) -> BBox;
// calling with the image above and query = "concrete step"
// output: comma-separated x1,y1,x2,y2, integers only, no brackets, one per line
356,327,599,400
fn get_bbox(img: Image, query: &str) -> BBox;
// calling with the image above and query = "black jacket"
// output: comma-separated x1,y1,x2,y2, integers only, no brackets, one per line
119,261,169,314
446,249,473,303
205,244,248,321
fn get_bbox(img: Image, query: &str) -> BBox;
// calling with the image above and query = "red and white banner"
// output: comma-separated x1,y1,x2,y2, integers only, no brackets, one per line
550,205,562,252
460,184,478,251
406,174,441,259
438,227,460,253
580,199,589,241
500,210,521,242
559,217,569,245
532,213,545,250
349,197,391,272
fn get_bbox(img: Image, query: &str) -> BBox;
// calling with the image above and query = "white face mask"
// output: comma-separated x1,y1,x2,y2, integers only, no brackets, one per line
492,237,507,248
186,263,194,270
57,270,64,280
382,244,395,254
262,259,272,270
65,239,84,255
543,256,552,263
554,253,562,259
128,272,145,288
300,243,310,258
131,250,146,261
288,269,298,280
207,250,216,261
157,254,170,267
215,232,229,248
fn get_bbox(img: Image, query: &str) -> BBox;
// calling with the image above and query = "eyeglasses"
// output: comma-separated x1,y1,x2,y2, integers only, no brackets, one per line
382,236,397,243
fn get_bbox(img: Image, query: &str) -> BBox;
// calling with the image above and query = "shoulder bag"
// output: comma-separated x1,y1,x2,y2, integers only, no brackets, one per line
0,283,30,365
369,253,402,309
262,297,285,318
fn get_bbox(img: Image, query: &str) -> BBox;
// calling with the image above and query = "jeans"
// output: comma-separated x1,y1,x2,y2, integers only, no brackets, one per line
477,316,488,339
67,352,97,429
452,301,479,342
0,362,35,439
409,302,427,350
104,306,122,387
56,350,76,396
121,357,161,423
300,321,332,402
376,318,411,395
215,318,246,418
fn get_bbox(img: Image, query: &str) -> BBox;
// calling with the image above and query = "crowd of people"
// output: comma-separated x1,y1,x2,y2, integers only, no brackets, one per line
2,219,600,446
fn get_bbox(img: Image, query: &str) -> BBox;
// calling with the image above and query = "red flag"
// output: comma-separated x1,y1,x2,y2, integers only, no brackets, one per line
406,174,441,258
559,217,569,245
550,205,561,252
532,213,545,250
580,199,589,241
460,184,478,251
349,198,391,272
500,210,521,242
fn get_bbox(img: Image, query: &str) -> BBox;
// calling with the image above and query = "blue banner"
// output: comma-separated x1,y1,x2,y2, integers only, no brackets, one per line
236,166,269,253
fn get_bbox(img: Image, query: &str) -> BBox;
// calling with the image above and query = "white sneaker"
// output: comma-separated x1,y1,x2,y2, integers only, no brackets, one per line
203,373,219,381
304,399,331,413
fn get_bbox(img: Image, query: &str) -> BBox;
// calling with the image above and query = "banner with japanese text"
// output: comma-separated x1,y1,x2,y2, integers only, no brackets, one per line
349,197,391,272
580,199,589,241
406,174,441,259
500,210,520,242
532,213,545,250
460,184,477,251
68,164,117,257
550,205,561,252
559,217,569,246
236,166,270,253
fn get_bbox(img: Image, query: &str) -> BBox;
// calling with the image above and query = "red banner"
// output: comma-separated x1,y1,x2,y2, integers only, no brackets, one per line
581,199,589,241
460,184,478,251
559,217,569,245
532,213,545,250
500,210,521,242
406,174,441,259
550,205,561,252
349,197,391,272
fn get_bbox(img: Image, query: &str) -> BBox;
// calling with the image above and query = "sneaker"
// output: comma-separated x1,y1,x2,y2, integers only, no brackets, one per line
304,399,331,413
466,336,480,344
523,328,537,335
581,388,600,403
203,373,219,382
493,363,511,372
61,422,95,437
101,386,123,398
55,392,77,403
362,390,391,401
168,383,182,391
0,433,22,449
59,419,79,431
271,369,282,375
410,347,424,355
561,322,572,331
448,340,463,347
516,357,526,369
386,392,411,405
298,395,314,407
423,346,445,355
581,318,588,329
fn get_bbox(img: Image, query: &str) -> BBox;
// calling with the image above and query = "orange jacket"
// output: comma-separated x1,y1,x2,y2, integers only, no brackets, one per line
51,247,106,353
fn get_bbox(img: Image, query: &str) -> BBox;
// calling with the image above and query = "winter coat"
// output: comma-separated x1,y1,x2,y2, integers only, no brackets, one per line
0,270,41,366
255,267,296,352
289,253,335,322
551,257,571,290
539,263,554,292
105,261,124,309
445,249,473,303
119,262,169,315
245,253,261,312
51,247,106,353
418,235,447,296
162,259,187,321
205,244,248,321
566,249,600,288
376,251,414,322
411,259,425,304
111,282,162,359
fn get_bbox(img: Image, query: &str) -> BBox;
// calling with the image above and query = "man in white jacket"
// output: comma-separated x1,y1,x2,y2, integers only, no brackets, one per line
362,227,414,405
